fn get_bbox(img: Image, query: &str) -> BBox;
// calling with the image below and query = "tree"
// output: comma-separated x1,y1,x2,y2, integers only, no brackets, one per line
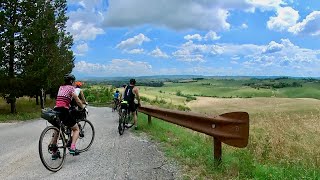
0,0,74,112
0,0,26,113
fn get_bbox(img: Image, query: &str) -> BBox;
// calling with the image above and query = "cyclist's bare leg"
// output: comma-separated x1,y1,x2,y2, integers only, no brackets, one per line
132,111,137,129
70,123,79,149
50,130,59,145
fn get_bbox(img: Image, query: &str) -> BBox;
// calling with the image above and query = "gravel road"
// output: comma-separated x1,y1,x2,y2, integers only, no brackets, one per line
0,106,181,180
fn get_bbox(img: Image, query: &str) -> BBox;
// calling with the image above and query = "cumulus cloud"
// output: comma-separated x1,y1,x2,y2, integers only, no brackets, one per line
74,59,153,76
124,48,145,54
240,23,249,29
66,1,105,42
116,33,150,50
244,39,320,69
184,31,220,42
204,31,221,41
150,47,169,58
173,40,263,62
267,6,299,31
104,0,262,31
184,34,202,41
263,41,284,53
247,0,285,11
172,38,320,71
289,11,320,36
75,43,89,56
67,21,104,41
103,0,291,31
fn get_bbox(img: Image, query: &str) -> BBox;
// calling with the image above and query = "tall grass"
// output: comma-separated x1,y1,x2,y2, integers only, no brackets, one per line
0,97,55,122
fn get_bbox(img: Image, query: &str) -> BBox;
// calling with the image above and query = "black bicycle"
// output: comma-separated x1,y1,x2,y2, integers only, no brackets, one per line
112,98,120,112
118,101,134,135
39,107,95,172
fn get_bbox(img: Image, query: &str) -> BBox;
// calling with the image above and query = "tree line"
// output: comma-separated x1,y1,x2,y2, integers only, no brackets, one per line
0,0,74,113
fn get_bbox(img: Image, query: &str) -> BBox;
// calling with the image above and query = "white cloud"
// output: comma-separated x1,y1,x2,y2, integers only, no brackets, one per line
244,39,320,70
184,31,220,42
75,43,89,56
289,11,320,36
67,21,104,41
124,48,145,54
204,31,221,41
247,0,285,11
74,59,153,76
104,0,254,31
184,34,202,41
150,47,169,58
116,33,150,50
66,0,106,42
240,23,248,29
173,38,320,71
267,6,299,31
263,41,284,53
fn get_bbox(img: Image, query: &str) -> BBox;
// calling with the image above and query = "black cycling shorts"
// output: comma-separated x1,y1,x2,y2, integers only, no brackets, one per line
54,107,77,127
128,102,138,113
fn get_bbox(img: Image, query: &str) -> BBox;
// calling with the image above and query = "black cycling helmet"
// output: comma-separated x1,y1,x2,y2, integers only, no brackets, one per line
129,79,136,85
64,73,76,83
116,90,119,93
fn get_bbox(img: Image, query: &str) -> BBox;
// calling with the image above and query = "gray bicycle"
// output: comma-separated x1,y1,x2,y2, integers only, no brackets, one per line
39,107,95,172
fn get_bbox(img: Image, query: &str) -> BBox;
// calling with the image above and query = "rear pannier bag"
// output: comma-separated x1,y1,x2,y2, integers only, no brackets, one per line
41,108,59,127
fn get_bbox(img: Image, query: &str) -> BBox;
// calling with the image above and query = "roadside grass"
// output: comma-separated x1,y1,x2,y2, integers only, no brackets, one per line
0,97,55,122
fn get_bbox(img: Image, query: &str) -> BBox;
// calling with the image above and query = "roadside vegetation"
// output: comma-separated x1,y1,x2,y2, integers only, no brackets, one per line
0,97,55,122
1,77,320,179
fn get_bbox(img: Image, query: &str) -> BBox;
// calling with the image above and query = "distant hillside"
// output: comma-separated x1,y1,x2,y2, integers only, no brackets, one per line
79,75,320,82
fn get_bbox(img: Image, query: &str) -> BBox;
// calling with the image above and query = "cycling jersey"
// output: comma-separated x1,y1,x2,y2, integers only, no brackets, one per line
114,92,120,99
123,86,138,112
123,86,135,103
55,85,75,109
75,88,81,96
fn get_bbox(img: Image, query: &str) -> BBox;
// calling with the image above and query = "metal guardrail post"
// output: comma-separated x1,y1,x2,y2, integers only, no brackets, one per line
148,115,152,125
214,137,222,166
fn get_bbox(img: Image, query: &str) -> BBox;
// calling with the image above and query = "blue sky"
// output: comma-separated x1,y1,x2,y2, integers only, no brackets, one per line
66,0,320,78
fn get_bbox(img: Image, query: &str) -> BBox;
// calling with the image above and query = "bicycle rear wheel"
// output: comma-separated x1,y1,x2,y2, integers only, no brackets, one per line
39,126,66,172
77,119,95,152
118,110,126,135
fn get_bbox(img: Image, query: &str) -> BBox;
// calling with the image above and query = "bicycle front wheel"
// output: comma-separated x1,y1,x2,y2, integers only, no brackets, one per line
39,126,66,172
77,119,95,152
118,110,126,135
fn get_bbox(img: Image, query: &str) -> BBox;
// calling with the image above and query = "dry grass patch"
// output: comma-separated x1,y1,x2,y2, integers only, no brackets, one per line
188,97,320,167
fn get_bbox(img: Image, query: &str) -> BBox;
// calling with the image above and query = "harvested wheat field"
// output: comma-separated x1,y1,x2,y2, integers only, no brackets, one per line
188,97,320,166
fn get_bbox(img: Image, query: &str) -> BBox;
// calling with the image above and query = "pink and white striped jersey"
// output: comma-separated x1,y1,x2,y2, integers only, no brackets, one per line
55,85,75,109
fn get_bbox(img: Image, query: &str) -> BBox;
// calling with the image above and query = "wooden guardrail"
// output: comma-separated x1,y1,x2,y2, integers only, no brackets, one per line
138,105,249,165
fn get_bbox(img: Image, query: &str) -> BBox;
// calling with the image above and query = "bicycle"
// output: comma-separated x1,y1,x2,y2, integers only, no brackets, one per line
118,101,135,135
39,107,95,172
112,98,120,112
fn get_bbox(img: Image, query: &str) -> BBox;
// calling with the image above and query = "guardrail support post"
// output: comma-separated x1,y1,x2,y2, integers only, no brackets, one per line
148,115,152,125
213,137,222,166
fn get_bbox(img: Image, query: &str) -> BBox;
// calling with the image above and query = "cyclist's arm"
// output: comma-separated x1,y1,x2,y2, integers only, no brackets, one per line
72,92,85,109
133,87,141,105
80,90,87,104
